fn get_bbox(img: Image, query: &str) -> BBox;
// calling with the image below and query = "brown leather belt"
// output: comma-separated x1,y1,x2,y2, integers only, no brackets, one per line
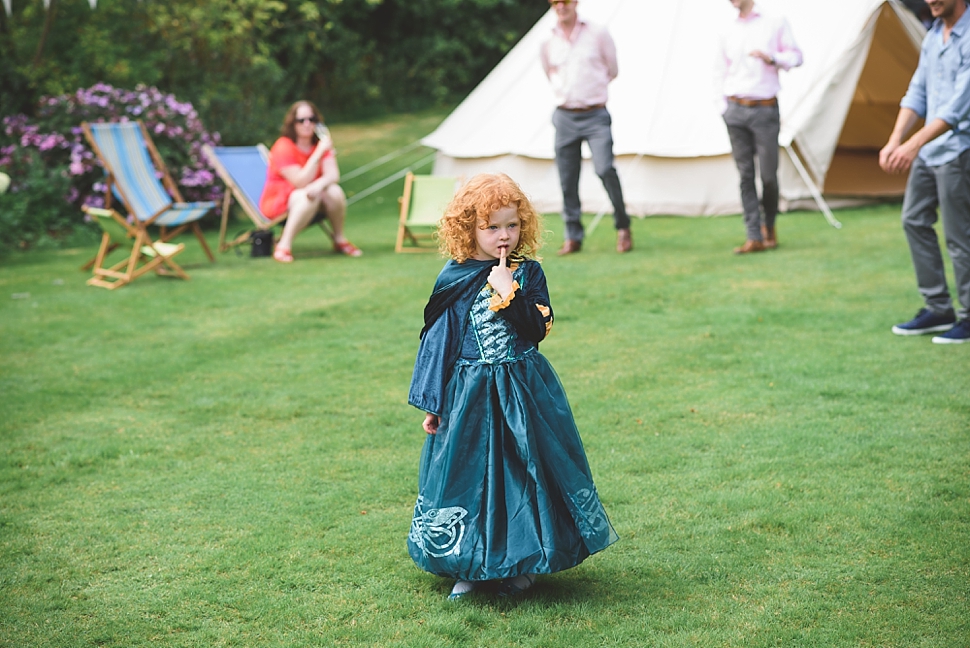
729,96,777,107
558,104,606,112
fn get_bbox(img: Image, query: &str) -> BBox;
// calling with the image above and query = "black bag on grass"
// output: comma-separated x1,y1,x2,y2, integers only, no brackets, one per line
250,230,273,257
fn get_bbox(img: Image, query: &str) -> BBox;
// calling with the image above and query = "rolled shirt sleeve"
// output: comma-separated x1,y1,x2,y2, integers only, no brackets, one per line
599,28,619,80
771,18,803,71
900,51,928,117
899,14,970,165
938,57,970,128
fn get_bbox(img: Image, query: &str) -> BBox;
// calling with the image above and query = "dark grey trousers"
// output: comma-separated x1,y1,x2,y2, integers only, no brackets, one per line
901,150,970,320
553,107,630,242
723,102,780,241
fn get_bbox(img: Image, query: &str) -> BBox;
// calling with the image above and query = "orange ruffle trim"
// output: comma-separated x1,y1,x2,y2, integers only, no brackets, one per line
488,280,520,312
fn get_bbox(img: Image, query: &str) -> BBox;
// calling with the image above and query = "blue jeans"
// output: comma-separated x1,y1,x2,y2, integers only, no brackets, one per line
553,107,630,242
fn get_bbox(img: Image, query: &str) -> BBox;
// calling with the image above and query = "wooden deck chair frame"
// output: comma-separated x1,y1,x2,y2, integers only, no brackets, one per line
80,121,215,270
202,144,334,253
396,172,460,253
83,206,188,289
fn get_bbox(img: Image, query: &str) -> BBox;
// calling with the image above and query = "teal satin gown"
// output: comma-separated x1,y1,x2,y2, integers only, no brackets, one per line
408,262,618,581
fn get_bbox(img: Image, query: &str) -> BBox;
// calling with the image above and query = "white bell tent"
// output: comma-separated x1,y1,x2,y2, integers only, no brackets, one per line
422,0,925,223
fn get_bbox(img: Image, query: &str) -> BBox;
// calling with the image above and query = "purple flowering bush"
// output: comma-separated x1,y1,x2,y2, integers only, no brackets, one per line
0,83,222,250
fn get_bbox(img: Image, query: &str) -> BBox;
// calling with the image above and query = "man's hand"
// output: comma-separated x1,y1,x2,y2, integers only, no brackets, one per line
422,413,439,435
878,141,899,174
749,50,774,65
487,248,514,299
879,139,918,175
879,111,946,176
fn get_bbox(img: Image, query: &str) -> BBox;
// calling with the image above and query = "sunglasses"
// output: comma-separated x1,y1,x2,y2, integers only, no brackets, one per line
295,116,319,124
549,0,573,5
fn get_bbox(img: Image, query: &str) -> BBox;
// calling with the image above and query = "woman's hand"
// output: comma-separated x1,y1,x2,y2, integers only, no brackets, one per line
305,158,342,201
488,248,514,299
281,134,335,190
312,134,333,159
422,413,440,435
304,175,329,201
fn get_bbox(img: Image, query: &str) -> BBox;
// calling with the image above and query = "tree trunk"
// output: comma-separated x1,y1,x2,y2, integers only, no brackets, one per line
32,0,57,69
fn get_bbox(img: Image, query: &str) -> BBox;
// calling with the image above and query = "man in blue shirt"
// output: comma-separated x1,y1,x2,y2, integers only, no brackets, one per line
880,0,970,344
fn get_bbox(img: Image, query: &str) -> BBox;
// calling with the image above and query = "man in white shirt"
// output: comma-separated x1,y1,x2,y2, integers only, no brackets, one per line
716,0,803,254
541,0,631,255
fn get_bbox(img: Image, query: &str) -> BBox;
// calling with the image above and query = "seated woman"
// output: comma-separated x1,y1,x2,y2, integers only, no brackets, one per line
259,100,361,262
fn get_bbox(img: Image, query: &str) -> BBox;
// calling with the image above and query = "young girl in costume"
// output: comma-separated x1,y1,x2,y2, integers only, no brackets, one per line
407,173,618,600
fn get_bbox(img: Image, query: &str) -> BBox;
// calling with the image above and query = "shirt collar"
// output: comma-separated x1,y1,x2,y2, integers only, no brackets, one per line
953,3,970,37
737,4,763,22
931,2,970,37
552,16,588,39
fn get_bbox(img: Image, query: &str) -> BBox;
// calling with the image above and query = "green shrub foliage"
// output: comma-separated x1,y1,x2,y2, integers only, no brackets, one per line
0,0,546,144
0,84,221,251
0,0,545,249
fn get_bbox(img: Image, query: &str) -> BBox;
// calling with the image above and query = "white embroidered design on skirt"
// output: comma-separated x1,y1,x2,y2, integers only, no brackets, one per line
409,496,468,558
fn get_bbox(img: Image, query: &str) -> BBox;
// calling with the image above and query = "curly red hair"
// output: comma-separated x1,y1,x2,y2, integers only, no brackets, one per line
437,173,543,262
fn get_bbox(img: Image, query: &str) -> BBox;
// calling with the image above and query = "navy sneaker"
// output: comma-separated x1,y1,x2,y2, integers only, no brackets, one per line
932,318,970,344
891,308,956,336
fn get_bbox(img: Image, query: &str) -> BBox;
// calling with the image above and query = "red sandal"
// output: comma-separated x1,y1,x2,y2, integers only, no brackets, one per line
273,246,294,263
333,240,362,257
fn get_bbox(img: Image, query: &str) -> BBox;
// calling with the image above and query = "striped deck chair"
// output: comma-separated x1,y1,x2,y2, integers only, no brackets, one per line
82,121,215,263
202,144,333,253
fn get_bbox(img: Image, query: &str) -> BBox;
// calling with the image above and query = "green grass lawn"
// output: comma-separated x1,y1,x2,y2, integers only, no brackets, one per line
1,112,968,647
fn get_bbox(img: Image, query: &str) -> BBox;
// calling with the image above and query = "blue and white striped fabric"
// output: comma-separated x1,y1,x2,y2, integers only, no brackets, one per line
87,122,214,226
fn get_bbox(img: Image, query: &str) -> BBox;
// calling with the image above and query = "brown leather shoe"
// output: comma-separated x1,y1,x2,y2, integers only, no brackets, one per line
733,239,766,255
616,228,632,253
557,239,582,256
761,225,778,249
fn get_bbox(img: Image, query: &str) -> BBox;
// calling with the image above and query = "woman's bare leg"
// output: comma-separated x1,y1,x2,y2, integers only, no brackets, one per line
277,188,322,251
320,184,349,243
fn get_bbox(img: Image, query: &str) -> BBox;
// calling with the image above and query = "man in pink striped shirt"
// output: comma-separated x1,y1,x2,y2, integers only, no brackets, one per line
541,0,631,255
716,0,803,254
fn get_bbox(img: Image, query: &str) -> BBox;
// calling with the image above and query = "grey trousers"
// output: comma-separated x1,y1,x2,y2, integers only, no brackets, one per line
553,107,630,242
723,102,780,241
901,149,970,320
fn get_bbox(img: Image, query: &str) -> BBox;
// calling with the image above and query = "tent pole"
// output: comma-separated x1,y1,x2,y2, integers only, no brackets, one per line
784,145,841,229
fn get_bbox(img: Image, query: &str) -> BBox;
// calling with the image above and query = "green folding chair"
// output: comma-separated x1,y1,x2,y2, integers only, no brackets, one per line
396,172,460,253
83,206,188,289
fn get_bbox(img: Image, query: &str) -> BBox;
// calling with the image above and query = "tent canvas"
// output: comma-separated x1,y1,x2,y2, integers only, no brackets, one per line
423,0,925,218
